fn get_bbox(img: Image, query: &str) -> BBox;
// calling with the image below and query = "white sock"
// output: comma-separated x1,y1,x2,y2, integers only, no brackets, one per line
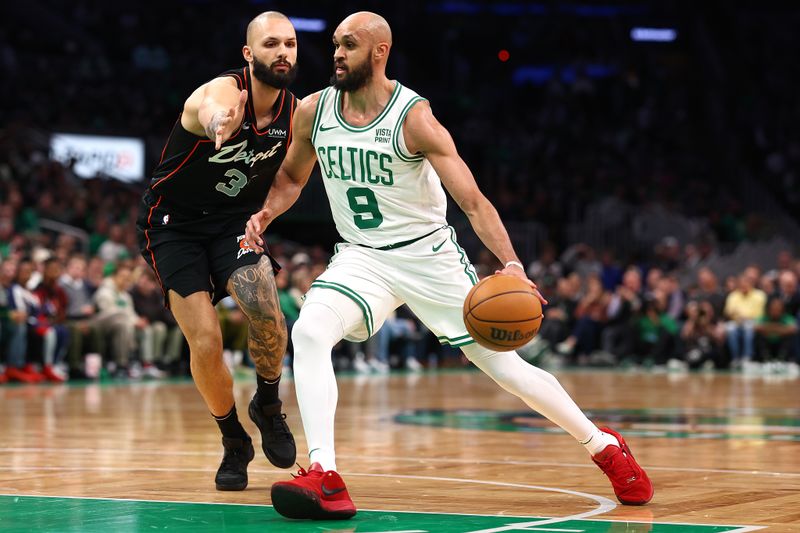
462,345,605,448
309,448,337,472
291,294,364,473
580,427,620,456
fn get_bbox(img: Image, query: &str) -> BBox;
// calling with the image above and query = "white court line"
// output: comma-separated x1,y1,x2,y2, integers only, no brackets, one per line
0,467,616,528
2,447,799,478
0,490,764,532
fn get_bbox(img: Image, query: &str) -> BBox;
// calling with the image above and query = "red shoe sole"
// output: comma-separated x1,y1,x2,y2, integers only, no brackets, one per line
271,485,356,520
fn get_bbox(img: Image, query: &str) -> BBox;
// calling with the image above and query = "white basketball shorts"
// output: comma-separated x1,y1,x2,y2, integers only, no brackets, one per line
303,226,478,346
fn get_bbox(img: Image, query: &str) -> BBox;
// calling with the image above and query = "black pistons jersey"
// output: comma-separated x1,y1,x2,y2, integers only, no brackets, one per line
146,67,297,215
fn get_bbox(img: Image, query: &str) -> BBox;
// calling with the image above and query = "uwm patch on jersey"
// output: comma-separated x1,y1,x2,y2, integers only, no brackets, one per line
146,66,297,215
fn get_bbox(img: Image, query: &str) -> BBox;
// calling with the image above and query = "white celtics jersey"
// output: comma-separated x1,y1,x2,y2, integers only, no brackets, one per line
311,82,448,248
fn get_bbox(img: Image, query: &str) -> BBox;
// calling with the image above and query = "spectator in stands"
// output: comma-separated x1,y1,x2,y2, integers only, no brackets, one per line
759,271,777,296
32,258,70,382
644,268,663,299
601,267,643,361
681,300,722,369
59,254,100,376
8,259,44,381
1,259,36,382
774,270,800,316
657,274,685,321
637,292,680,368
130,269,181,378
93,263,142,378
556,274,609,363
724,272,767,369
97,223,130,262
690,267,726,318
754,297,798,363
525,274,579,361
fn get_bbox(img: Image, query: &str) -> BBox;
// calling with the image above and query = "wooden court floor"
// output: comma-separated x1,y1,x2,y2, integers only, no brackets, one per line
0,369,798,532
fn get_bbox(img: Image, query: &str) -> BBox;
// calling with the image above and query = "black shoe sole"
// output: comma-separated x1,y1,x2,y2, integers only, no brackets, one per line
215,480,248,491
248,400,297,469
271,485,356,520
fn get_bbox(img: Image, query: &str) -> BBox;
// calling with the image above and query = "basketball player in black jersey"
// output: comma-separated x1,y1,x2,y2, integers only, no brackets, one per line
136,11,297,491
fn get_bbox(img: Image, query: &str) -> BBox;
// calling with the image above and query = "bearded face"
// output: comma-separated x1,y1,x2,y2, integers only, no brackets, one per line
252,55,298,89
330,56,373,92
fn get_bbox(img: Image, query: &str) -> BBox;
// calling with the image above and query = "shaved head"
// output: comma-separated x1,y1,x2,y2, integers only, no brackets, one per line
246,11,291,46
337,11,392,47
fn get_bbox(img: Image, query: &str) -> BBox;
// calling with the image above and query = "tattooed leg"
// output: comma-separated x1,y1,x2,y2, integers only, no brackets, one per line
227,256,288,381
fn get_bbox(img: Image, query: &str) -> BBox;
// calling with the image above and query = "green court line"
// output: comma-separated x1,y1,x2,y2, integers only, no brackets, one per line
0,495,758,533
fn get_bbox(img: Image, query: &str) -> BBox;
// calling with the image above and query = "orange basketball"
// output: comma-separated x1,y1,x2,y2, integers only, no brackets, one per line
462,274,543,351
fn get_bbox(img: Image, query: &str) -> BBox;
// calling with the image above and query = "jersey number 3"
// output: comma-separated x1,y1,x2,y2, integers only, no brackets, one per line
215,169,248,197
347,187,383,229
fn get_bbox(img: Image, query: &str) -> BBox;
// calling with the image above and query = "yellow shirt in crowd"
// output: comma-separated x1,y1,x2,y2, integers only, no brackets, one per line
724,289,767,321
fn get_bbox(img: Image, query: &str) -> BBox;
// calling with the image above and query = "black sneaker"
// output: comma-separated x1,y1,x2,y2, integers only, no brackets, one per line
215,437,255,491
248,398,296,468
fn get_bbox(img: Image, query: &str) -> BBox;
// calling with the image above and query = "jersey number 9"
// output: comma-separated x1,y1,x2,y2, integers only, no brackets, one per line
347,187,384,229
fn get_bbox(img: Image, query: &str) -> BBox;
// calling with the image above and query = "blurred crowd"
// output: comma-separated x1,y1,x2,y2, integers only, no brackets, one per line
1,158,798,385
520,242,800,375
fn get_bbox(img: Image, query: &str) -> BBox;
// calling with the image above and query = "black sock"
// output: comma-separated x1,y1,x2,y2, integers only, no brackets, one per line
213,404,249,440
255,374,281,406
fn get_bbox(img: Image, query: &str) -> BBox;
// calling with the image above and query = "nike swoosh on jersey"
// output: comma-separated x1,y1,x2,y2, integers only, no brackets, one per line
319,124,338,131
320,483,346,497
432,240,446,252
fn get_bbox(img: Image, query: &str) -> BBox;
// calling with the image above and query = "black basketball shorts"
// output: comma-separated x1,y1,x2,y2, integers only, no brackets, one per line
136,195,279,307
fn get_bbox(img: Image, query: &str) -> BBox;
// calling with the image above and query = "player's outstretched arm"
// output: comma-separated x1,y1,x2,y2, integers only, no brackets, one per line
403,102,546,303
244,93,322,253
182,77,247,150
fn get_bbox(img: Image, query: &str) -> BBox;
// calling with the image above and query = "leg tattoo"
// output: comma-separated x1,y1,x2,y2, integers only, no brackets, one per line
227,257,288,381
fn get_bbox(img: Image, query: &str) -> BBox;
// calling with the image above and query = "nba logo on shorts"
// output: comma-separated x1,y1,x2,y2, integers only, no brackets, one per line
236,235,254,259
162,214,170,225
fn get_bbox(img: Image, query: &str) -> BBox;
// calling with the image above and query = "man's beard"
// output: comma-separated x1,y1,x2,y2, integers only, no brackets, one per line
330,59,373,92
252,56,297,88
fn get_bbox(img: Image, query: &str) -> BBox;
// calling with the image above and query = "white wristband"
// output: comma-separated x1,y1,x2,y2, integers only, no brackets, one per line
504,261,524,270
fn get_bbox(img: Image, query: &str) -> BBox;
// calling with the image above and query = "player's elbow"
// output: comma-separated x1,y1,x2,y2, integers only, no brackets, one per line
459,193,493,219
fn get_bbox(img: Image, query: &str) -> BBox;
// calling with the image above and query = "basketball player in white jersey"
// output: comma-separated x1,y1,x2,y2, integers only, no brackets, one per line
245,11,653,520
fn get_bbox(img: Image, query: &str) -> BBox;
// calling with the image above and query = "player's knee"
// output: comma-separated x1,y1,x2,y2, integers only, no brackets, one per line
187,330,223,361
292,303,344,353
291,313,316,351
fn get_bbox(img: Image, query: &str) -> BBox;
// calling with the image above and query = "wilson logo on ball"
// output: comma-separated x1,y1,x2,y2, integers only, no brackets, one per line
489,328,535,342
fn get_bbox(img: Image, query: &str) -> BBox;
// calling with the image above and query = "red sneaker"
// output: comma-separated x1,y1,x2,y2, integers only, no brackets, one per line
271,463,356,520
42,365,66,383
0,371,7,384
22,364,45,383
6,367,40,384
592,427,654,505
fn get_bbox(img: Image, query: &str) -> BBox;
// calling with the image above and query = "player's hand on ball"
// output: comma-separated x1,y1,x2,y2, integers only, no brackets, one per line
245,208,271,253
495,263,548,305
208,89,248,150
